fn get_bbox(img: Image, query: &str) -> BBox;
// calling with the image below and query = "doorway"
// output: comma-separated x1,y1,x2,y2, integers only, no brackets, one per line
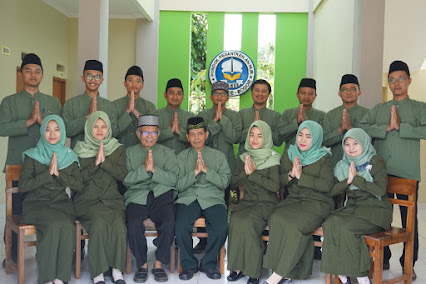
53,77,66,106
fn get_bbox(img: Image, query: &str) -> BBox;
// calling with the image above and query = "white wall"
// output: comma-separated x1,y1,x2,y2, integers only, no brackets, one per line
159,0,308,12
313,0,354,112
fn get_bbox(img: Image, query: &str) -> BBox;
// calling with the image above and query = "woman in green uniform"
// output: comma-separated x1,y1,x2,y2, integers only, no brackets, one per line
263,120,334,284
73,111,127,284
20,115,82,284
321,128,392,284
227,121,281,284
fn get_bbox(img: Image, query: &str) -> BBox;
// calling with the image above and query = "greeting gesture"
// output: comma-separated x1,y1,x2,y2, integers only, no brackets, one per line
171,112,180,135
339,109,352,135
27,101,42,127
244,154,256,175
194,151,206,176
95,142,105,166
296,104,306,125
254,110,261,121
49,153,59,176
127,91,135,114
347,162,358,185
144,150,155,173
87,95,98,118
387,105,401,131
214,102,223,122
293,157,302,179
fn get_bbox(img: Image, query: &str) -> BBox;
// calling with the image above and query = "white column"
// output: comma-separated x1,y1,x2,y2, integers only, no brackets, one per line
136,0,159,106
77,0,109,98
352,0,385,108
306,0,315,78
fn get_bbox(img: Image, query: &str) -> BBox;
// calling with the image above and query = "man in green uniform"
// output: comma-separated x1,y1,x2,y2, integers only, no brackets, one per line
238,79,283,154
155,78,193,154
124,114,178,283
114,66,156,148
280,78,325,150
198,81,242,172
361,61,426,279
63,60,119,148
175,117,231,281
323,74,369,167
0,53,62,266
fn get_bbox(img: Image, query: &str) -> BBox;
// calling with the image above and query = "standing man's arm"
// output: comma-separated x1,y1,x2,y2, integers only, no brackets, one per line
217,111,242,144
360,106,388,140
63,99,86,138
323,110,342,148
0,97,29,137
280,109,299,143
399,102,426,139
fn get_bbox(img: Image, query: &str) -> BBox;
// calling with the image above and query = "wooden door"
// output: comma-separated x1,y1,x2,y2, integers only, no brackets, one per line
53,77,66,106
16,67,23,92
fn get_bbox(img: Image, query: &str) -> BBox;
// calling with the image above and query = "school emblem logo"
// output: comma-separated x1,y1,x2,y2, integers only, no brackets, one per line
208,51,256,97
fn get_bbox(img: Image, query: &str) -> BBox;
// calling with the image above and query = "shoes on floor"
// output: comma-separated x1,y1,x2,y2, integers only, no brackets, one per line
133,267,148,283
227,271,244,281
179,267,199,281
200,265,221,279
152,268,168,282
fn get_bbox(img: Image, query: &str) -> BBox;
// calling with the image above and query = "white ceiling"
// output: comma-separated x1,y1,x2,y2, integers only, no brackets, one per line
42,0,154,20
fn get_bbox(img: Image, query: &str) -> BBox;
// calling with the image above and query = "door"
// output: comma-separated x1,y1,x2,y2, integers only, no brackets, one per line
53,77,66,106
16,67,23,92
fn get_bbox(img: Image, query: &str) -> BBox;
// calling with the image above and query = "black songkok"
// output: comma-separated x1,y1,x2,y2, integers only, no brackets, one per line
187,117,206,130
21,53,43,72
389,60,410,77
125,65,144,81
340,74,360,87
166,78,183,92
298,78,316,90
84,60,103,73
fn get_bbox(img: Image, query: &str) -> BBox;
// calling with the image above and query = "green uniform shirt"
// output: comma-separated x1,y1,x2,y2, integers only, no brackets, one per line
280,107,325,150
360,96,426,181
175,146,231,210
238,106,283,154
113,96,156,148
123,143,179,206
0,90,62,168
323,104,369,166
155,106,193,154
63,93,119,148
198,107,242,171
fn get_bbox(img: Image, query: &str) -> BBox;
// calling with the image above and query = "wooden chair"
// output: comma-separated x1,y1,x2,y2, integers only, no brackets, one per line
75,220,89,279
176,217,226,274
4,165,37,284
326,176,417,284
125,218,176,274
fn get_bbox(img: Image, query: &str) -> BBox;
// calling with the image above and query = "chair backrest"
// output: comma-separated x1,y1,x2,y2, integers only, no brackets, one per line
5,165,22,188
5,165,22,218
386,176,417,233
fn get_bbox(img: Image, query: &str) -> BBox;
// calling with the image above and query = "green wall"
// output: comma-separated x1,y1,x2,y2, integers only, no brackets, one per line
157,11,308,114
157,11,191,109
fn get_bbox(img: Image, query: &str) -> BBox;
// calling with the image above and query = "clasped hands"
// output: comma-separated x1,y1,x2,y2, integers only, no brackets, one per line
194,151,207,177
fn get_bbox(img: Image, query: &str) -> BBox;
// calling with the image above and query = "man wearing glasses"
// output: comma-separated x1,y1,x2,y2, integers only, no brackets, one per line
361,60,426,279
323,74,369,167
123,114,178,283
63,59,119,148
198,81,241,172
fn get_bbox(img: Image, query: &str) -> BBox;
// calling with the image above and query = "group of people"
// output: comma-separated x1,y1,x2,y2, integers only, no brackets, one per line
0,53,424,284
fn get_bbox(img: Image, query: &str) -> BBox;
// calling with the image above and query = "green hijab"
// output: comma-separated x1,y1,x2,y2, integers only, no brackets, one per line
239,120,280,170
23,115,79,170
334,128,380,198
73,111,122,158
287,120,330,166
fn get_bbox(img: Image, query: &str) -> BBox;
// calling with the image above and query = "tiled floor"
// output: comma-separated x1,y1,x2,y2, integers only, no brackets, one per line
1,203,425,283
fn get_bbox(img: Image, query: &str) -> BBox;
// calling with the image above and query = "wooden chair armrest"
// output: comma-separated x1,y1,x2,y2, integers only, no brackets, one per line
6,187,19,194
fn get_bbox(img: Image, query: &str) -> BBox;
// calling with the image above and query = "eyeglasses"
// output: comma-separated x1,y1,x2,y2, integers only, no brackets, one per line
140,131,158,137
388,76,408,83
212,91,228,97
340,88,358,94
84,74,103,81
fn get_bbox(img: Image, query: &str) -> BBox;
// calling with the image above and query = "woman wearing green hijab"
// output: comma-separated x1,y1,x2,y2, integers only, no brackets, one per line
320,128,392,284
20,115,82,284
227,121,281,284
263,120,334,284
73,111,127,284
